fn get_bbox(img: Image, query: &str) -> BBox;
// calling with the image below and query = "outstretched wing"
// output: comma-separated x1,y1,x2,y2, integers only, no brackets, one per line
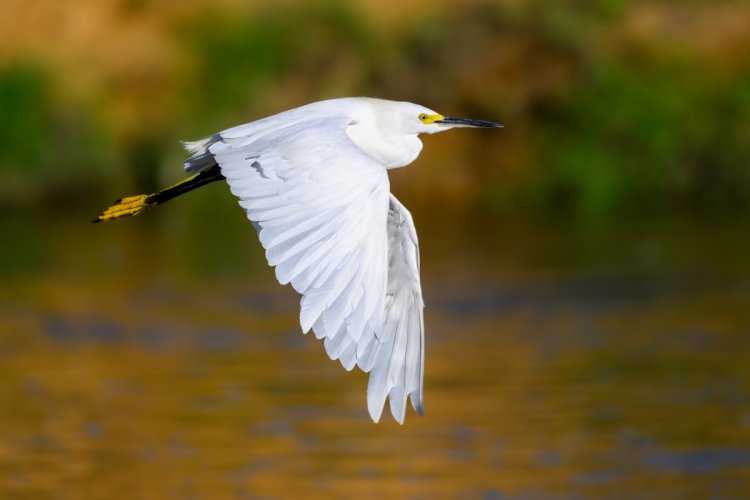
197,116,423,422
365,195,425,423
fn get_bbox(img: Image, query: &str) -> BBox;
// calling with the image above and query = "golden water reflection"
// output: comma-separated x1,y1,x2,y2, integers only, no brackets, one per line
1,209,750,498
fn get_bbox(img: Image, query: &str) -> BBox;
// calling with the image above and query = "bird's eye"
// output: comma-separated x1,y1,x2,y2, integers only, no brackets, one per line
419,114,428,122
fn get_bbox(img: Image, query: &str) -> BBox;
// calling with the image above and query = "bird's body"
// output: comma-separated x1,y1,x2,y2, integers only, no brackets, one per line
187,98,427,170
95,97,500,423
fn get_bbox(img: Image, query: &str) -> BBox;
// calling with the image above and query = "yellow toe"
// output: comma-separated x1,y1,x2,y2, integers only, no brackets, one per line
94,194,152,222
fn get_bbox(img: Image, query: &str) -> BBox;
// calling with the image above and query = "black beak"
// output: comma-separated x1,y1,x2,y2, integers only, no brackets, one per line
436,116,503,128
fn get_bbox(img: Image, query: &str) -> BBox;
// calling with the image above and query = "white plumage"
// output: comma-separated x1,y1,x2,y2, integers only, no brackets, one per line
182,98,500,423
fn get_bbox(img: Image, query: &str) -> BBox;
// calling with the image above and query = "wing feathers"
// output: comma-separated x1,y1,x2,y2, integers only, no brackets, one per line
198,113,423,423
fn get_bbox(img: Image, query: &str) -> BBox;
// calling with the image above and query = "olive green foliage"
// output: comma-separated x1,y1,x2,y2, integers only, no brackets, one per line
2,1,749,220
533,47,750,219
178,4,380,132
0,63,52,173
0,63,114,203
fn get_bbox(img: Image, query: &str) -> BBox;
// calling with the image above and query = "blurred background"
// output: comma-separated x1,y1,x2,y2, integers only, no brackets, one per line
2,0,750,497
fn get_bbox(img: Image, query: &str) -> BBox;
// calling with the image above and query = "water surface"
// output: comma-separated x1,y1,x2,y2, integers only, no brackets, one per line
1,204,749,498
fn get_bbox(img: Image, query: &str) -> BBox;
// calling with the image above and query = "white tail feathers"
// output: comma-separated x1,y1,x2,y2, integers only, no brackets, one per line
181,133,222,154
181,138,211,155
181,134,223,172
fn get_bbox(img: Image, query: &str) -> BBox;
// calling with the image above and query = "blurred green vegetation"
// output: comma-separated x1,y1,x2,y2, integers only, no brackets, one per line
179,4,381,128
0,62,116,204
1,0,748,221
532,49,750,219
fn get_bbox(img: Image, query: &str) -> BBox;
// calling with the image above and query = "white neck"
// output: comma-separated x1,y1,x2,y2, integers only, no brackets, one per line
346,119,423,169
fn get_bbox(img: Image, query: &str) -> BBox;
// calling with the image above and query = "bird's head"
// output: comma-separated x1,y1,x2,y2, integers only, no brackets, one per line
370,100,502,136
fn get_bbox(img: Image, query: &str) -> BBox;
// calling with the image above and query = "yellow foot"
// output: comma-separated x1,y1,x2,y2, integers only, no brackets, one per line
93,194,153,223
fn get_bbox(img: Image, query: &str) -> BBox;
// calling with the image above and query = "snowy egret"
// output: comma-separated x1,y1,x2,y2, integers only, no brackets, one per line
94,97,501,423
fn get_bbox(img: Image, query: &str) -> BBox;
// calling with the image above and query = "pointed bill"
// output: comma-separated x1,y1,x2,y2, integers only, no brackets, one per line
436,116,502,128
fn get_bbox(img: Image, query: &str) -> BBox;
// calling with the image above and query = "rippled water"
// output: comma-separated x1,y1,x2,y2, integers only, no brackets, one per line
2,203,750,498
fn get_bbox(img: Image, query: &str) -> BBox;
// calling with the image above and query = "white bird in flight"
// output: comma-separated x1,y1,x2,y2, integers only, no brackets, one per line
95,97,501,423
